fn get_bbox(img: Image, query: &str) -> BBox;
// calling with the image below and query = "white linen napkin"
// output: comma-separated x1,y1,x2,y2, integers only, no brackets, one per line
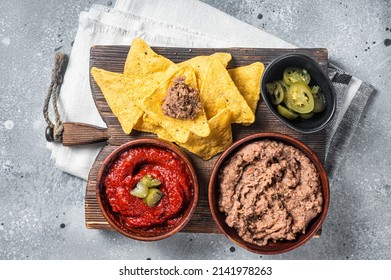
47,0,374,181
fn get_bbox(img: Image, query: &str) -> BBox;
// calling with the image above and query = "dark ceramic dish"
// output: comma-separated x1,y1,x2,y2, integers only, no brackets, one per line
96,138,199,241
261,53,336,133
209,133,330,254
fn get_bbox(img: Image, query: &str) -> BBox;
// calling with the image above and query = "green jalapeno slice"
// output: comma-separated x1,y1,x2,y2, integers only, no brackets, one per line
283,67,311,85
286,82,314,114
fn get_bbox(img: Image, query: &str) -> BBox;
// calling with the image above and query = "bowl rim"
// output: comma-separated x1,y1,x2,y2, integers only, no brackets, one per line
96,138,199,241
261,53,336,134
208,132,330,254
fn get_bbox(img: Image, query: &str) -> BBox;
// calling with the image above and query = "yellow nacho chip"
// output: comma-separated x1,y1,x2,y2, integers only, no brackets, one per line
139,66,210,142
200,58,255,124
91,38,264,160
177,52,232,87
228,62,265,114
90,67,144,134
123,39,180,103
134,114,174,142
123,38,178,81
179,109,233,160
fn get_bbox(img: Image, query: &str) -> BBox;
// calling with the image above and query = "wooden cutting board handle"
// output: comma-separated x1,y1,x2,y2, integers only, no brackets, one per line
62,122,109,146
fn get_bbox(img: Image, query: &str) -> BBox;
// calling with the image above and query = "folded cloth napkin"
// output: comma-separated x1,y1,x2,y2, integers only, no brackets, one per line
47,0,375,181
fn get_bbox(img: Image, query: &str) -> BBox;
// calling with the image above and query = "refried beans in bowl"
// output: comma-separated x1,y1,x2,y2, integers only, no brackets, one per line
208,133,329,254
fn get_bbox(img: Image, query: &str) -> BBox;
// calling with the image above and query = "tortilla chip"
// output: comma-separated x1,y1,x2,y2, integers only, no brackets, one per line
179,109,232,160
200,58,255,124
123,38,177,81
177,52,232,87
92,38,263,160
211,52,232,66
134,114,174,142
139,66,210,142
91,67,144,134
228,62,264,113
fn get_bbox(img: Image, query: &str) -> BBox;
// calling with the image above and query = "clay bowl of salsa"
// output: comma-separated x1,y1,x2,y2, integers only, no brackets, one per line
96,138,199,241
209,132,330,254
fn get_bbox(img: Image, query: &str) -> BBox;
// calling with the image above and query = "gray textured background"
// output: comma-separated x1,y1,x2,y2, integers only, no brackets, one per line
0,0,390,260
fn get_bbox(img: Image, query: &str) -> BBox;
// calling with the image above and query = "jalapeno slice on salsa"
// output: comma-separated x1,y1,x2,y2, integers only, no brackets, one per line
283,67,311,85
130,174,164,206
140,174,161,188
130,181,149,198
143,188,164,207
286,83,314,114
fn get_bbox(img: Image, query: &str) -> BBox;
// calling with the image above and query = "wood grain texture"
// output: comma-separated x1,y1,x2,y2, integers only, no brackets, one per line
86,46,328,235
62,122,109,146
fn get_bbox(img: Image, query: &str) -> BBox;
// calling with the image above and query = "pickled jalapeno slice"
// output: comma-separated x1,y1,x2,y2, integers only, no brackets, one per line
130,181,149,198
283,67,311,85
266,81,284,105
131,174,163,207
268,67,326,120
143,188,164,207
313,90,326,113
140,174,161,188
300,112,315,119
277,104,298,120
286,82,314,114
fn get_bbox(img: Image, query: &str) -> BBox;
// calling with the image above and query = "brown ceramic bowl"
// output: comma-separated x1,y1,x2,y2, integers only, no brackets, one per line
209,132,330,254
96,138,199,241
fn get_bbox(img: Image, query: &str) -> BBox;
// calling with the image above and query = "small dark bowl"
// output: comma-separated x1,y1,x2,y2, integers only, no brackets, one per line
96,138,199,241
209,133,330,254
261,53,336,133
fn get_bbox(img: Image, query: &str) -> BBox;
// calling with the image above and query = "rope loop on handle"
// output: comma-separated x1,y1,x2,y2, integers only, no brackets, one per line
43,52,68,142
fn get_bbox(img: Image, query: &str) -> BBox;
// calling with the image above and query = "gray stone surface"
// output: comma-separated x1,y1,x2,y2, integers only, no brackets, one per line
0,0,390,260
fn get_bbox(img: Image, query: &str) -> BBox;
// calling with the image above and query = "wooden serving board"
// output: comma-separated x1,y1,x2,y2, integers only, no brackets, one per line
85,46,328,234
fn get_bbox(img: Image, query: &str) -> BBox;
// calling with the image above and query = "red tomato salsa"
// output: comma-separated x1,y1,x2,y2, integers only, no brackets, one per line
104,146,193,229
